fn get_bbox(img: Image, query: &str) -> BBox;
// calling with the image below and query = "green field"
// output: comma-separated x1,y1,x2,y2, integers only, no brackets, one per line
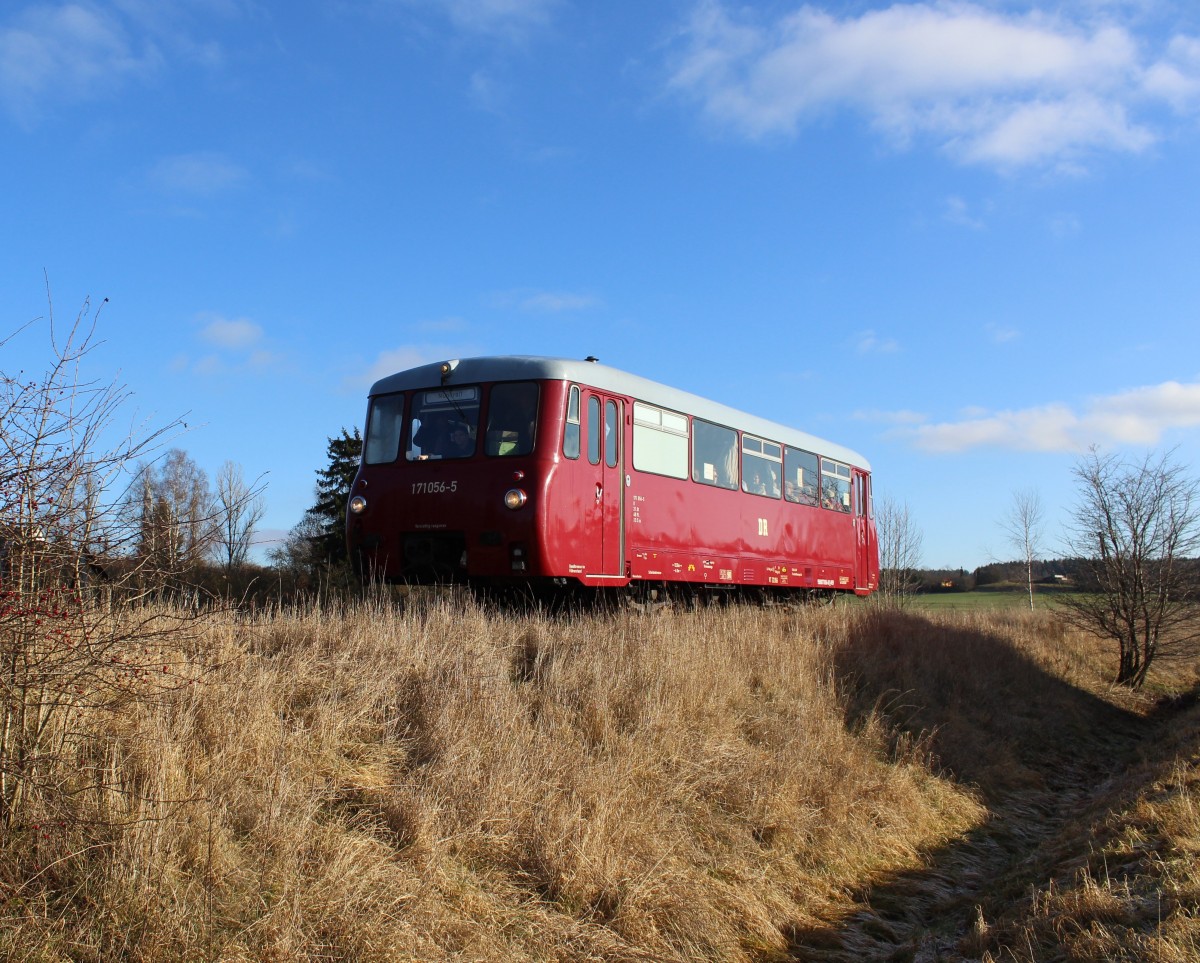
909,586,1068,611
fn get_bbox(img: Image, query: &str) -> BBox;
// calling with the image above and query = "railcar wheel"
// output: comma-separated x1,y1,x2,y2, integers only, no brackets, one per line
625,583,670,616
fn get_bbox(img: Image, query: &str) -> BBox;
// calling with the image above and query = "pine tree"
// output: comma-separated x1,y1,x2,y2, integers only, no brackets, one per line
271,428,363,590
307,427,363,568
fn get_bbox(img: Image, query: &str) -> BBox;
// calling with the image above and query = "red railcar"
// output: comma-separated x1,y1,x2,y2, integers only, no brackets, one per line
347,357,878,601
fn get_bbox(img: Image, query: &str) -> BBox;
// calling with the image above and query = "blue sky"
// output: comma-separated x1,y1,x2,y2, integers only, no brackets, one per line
3,0,1200,569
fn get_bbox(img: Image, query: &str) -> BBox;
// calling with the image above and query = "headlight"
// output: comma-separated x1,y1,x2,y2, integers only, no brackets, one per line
349,495,368,514
503,488,527,510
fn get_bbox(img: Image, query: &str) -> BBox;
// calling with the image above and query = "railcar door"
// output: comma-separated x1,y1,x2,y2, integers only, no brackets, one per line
853,470,876,592
583,391,626,578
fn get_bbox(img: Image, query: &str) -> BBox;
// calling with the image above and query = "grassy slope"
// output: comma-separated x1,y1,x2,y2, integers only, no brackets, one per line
1,598,1197,961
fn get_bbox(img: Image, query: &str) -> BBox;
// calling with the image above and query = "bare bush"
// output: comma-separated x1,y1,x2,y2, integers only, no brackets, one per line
0,291,194,827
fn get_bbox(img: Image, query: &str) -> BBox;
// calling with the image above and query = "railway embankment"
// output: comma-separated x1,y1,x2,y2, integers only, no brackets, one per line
2,599,1197,961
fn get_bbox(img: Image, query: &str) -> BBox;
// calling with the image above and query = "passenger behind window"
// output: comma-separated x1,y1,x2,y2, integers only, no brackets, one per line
722,444,738,488
413,414,450,460
440,421,474,458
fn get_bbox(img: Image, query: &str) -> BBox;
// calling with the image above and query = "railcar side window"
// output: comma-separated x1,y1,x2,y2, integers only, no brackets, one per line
587,395,601,465
604,400,619,467
821,458,852,512
854,473,869,518
405,387,480,461
742,435,782,498
563,385,581,460
632,402,689,479
485,382,539,457
364,393,405,464
783,447,819,506
692,420,738,490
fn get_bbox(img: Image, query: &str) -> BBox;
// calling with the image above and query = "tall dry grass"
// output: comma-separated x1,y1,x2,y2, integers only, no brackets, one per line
970,696,1200,963
1,595,1195,961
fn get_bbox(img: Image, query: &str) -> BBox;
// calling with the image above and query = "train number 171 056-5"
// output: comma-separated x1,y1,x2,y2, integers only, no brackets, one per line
411,480,458,494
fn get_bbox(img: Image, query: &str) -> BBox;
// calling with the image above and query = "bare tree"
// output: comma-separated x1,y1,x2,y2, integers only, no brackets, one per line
1058,448,1200,688
875,495,924,605
1000,488,1045,610
213,460,267,572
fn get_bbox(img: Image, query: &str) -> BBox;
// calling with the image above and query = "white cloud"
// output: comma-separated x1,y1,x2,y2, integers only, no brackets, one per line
855,329,899,354
1048,212,1082,236
1086,381,1200,442
854,407,927,425
148,151,249,196
184,313,277,375
892,381,1200,452
383,0,558,38
669,1,1200,170
417,316,469,333
199,315,263,349
488,289,601,312
1143,34,1200,108
944,195,986,229
353,343,483,390
986,323,1020,344
0,3,161,120
520,291,599,312
441,0,558,34
0,1,244,120
905,402,1082,452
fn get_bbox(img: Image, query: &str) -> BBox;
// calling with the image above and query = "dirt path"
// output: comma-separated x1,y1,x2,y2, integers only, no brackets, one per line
785,701,1158,961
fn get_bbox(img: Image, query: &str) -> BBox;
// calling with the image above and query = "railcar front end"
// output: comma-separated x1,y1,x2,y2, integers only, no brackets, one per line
346,361,568,590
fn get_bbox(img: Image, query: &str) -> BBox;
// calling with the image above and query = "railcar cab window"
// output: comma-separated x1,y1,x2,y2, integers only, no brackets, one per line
406,387,481,461
742,435,782,498
821,458,852,513
563,385,581,460
485,382,539,457
632,402,689,479
364,393,405,465
692,420,738,490
784,447,819,506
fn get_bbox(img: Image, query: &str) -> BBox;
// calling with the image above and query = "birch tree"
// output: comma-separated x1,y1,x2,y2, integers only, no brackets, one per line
1001,488,1045,610
876,495,924,605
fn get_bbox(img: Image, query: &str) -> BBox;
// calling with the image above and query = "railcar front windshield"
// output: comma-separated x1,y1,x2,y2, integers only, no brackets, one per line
484,382,539,457
362,382,544,464
364,393,406,465
407,387,482,461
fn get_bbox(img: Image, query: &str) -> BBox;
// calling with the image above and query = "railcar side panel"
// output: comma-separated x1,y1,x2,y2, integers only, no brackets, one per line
622,469,859,591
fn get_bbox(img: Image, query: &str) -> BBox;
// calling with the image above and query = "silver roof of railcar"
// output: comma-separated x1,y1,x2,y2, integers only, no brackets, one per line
368,356,870,471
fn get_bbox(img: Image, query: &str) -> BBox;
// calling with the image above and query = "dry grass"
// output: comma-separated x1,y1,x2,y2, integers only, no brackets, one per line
2,596,1198,961
971,698,1200,963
